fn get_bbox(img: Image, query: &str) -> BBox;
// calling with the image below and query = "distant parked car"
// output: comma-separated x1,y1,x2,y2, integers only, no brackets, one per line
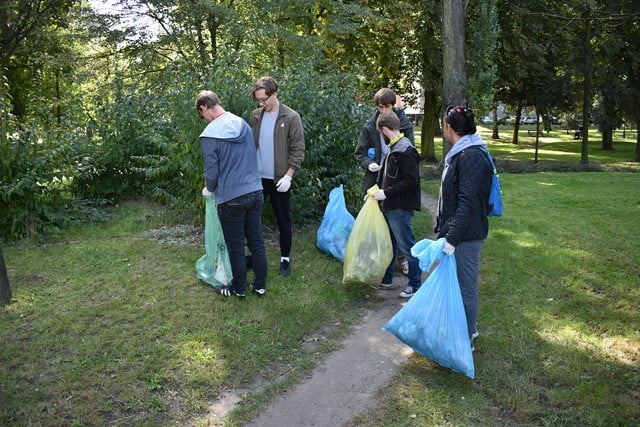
523,114,541,124
480,116,493,124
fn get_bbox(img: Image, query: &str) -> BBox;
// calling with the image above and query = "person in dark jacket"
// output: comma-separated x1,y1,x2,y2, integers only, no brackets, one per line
354,88,415,195
196,90,268,298
436,105,493,348
369,112,422,298
354,88,415,276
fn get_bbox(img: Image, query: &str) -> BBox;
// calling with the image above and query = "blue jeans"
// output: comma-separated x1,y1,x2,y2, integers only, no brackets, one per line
381,209,421,289
454,240,484,340
217,191,268,294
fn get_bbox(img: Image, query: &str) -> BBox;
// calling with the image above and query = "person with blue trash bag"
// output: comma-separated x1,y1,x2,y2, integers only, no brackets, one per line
367,111,422,298
436,105,493,348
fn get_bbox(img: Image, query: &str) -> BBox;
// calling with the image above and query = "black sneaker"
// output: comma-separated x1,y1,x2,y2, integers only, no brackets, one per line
217,286,245,298
280,260,291,276
249,282,265,297
399,286,415,298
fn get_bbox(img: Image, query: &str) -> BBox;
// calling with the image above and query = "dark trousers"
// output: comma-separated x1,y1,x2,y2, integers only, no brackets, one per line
217,191,268,293
262,178,292,257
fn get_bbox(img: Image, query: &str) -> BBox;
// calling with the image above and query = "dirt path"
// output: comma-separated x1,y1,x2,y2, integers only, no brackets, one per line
206,192,439,427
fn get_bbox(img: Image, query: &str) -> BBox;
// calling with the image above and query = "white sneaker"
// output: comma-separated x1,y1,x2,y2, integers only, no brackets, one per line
379,282,395,289
399,286,415,298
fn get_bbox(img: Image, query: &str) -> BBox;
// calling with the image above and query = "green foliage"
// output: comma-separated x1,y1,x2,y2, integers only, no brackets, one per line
271,67,369,222
128,58,368,224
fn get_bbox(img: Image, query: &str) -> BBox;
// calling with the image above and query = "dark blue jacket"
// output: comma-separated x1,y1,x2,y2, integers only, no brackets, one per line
436,146,492,246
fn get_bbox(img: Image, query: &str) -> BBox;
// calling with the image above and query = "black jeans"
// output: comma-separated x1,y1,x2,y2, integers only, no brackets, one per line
262,178,292,257
217,191,268,293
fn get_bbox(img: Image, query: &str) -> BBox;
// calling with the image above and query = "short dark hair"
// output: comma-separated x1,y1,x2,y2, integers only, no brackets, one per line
444,105,476,136
195,90,220,113
376,111,400,132
251,76,278,99
373,88,396,107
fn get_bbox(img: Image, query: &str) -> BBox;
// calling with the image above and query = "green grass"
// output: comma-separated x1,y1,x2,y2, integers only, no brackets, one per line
350,171,640,426
0,201,431,426
416,124,639,173
2,132,640,425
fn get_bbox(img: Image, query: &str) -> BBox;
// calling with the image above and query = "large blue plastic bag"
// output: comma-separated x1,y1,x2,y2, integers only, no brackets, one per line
317,185,355,262
195,194,232,288
383,238,475,378
342,185,393,285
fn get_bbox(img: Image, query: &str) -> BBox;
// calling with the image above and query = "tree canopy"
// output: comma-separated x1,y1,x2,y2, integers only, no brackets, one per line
1,0,639,240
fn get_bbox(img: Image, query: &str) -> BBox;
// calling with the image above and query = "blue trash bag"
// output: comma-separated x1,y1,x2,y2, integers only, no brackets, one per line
317,185,355,262
195,194,232,288
383,238,475,379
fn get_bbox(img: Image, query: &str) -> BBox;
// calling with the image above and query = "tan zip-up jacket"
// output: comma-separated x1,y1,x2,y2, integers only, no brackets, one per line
250,103,305,180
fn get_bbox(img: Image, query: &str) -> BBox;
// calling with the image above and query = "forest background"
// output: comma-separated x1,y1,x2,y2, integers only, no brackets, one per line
1,0,639,241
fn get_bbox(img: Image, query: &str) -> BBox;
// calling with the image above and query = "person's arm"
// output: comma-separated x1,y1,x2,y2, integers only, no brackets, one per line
445,151,484,246
286,112,305,173
200,137,219,192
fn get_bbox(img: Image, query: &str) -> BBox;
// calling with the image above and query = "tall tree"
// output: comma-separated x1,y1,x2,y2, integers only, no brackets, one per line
442,0,468,155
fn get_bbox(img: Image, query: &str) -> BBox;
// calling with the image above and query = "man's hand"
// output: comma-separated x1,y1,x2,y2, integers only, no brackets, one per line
368,162,381,172
276,175,292,192
202,187,213,197
373,190,386,201
443,242,456,256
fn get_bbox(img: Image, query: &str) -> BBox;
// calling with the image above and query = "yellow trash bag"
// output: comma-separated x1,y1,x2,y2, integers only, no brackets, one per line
342,185,393,285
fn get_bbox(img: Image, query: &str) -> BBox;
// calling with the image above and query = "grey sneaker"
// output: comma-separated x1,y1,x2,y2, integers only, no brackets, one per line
379,282,395,289
399,286,415,298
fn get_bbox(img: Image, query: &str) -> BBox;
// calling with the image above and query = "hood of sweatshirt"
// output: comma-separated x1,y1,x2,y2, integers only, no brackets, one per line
199,112,246,143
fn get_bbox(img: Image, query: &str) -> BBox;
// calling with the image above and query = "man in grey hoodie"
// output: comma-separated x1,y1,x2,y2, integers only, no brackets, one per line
196,90,268,298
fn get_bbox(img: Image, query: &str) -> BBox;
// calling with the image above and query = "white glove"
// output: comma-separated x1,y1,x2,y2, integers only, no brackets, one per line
368,162,381,172
276,175,292,192
373,190,386,201
202,187,213,197
443,242,456,256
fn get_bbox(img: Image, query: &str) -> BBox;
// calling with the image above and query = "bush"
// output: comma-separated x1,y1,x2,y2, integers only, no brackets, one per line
135,59,369,225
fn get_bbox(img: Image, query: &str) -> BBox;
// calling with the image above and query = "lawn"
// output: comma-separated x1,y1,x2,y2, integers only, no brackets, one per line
351,171,640,426
1,130,639,426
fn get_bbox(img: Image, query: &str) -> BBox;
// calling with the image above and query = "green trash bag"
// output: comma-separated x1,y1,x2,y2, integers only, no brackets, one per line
195,194,232,288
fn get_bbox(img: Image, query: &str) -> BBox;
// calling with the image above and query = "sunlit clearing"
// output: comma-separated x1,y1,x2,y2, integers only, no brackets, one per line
516,149,577,157
538,325,639,367
180,340,224,367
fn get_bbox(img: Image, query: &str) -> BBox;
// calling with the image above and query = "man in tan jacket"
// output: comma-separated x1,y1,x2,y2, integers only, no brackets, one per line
250,76,305,276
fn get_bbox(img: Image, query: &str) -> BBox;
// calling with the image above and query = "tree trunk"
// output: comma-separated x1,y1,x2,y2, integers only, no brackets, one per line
492,108,499,139
0,246,11,306
601,127,614,150
421,89,438,163
581,9,593,165
512,103,523,145
442,0,468,157
207,13,218,61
